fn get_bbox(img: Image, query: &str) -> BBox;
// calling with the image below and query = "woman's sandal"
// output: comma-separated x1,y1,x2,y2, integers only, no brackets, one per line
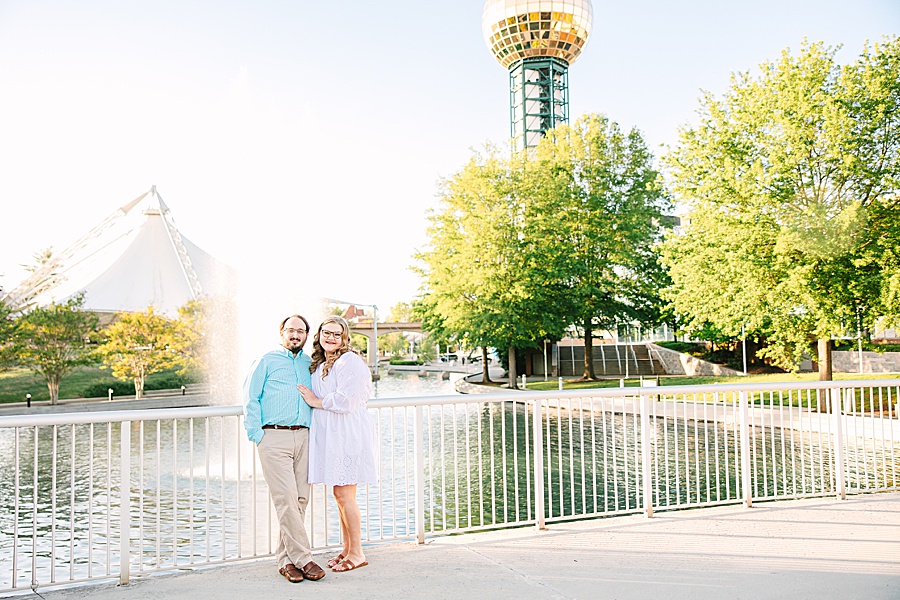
332,559,368,572
326,554,345,569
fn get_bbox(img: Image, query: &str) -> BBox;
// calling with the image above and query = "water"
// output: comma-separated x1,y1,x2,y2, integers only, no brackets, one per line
372,370,463,398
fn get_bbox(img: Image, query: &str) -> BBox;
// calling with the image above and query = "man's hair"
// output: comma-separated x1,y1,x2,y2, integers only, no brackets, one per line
280,314,310,333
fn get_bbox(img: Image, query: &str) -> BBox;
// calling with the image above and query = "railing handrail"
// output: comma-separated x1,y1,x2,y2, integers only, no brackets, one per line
0,405,242,428
2,376,897,595
0,378,895,428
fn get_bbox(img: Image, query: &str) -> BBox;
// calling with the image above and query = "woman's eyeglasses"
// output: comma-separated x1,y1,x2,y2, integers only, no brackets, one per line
320,330,343,340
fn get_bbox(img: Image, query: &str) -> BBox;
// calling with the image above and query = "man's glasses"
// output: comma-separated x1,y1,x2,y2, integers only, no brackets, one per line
320,330,343,340
283,328,307,335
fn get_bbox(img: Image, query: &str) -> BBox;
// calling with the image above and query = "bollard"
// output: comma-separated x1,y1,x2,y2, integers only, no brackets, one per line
108,388,114,402
620,379,625,388
558,377,563,391
181,385,186,395
26,393,31,408
521,374,526,388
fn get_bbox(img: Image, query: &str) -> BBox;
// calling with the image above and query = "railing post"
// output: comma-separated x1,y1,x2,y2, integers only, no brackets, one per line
119,421,131,585
831,387,847,500
532,399,546,531
413,405,426,544
640,393,653,518
738,391,753,508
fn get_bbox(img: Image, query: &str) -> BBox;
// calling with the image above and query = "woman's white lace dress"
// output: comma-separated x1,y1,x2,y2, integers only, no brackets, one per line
308,352,378,486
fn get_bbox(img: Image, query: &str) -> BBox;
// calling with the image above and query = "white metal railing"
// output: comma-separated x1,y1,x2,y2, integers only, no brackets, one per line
0,380,897,594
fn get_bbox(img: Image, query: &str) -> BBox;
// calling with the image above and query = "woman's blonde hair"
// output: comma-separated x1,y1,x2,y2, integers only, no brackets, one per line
309,315,355,377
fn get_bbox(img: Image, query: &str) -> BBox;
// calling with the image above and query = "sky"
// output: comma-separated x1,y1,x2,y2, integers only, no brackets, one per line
1,0,898,318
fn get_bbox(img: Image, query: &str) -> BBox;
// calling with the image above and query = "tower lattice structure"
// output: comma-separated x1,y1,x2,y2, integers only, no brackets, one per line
482,0,593,151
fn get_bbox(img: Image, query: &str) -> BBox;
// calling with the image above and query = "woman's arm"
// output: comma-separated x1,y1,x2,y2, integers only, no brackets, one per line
309,354,372,414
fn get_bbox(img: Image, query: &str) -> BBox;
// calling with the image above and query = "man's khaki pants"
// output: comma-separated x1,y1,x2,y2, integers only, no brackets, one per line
256,428,312,569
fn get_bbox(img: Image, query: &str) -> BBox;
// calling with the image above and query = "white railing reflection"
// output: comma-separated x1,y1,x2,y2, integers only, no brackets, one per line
0,380,897,594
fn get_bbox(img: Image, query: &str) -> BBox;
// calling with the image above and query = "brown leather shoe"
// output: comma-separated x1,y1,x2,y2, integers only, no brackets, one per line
299,560,326,581
278,563,304,583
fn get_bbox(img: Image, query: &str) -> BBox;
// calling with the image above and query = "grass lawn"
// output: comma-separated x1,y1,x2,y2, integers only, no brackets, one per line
0,366,197,404
0,367,110,403
524,371,900,391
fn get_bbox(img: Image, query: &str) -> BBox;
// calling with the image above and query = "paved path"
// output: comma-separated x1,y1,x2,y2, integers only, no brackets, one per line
19,492,900,600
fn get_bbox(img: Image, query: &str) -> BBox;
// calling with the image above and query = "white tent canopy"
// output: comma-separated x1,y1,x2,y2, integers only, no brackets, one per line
5,186,235,315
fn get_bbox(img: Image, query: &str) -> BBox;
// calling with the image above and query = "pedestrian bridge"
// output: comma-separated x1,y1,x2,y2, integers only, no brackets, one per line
347,321,423,366
35,492,900,600
1,379,898,596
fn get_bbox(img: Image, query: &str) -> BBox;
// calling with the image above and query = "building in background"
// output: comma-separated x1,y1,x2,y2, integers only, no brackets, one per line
3,186,235,317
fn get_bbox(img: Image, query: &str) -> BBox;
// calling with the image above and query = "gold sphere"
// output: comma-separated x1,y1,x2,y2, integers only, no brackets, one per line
482,0,593,69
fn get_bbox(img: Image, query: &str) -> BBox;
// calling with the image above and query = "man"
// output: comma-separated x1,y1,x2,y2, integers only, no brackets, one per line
243,314,325,583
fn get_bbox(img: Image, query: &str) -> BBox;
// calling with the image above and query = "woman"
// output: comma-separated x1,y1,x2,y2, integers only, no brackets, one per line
297,315,377,573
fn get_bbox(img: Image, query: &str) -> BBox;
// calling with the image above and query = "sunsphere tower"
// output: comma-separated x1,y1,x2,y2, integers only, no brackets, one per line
482,0,593,151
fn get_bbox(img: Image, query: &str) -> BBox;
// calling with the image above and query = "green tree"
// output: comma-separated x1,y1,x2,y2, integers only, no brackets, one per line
662,38,900,379
95,307,183,399
16,293,98,403
379,332,408,357
0,294,20,371
350,333,369,355
417,334,437,362
527,114,670,379
386,302,415,323
174,298,207,377
416,148,565,387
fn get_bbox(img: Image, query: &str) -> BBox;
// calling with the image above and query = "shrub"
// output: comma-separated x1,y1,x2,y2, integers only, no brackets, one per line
388,358,424,366
80,370,203,398
656,341,706,355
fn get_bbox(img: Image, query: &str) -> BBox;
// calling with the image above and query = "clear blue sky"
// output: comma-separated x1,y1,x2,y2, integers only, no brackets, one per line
1,0,897,315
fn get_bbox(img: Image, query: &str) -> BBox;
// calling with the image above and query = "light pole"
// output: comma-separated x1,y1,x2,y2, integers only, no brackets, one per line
543,339,549,381
742,322,747,376
856,305,864,374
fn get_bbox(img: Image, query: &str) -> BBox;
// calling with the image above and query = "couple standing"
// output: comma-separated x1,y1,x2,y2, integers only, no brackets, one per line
243,314,377,584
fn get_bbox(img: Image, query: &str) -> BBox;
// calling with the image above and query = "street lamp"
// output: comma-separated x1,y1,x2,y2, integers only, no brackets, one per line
742,322,748,376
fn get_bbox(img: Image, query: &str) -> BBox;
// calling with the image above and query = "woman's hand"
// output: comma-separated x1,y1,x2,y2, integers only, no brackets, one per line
297,384,324,409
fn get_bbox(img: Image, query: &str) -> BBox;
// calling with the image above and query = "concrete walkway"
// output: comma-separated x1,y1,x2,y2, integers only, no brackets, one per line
20,492,900,600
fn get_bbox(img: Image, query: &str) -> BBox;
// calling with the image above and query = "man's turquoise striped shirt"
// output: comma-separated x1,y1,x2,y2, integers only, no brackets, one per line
243,347,312,445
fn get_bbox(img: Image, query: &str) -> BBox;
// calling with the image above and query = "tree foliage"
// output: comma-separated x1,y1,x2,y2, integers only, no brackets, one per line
386,302,415,323
94,307,184,399
415,147,567,386
415,114,668,383
527,114,670,378
16,293,98,403
0,295,18,371
175,298,208,376
661,38,900,377
380,331,409,357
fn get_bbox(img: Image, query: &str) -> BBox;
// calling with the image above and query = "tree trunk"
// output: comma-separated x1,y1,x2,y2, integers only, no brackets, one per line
817,338,833,382
582,320,597,380
816,337,833,413
135,377,145,400
481,346,493,384
48,375,60,405
507,345,518,389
